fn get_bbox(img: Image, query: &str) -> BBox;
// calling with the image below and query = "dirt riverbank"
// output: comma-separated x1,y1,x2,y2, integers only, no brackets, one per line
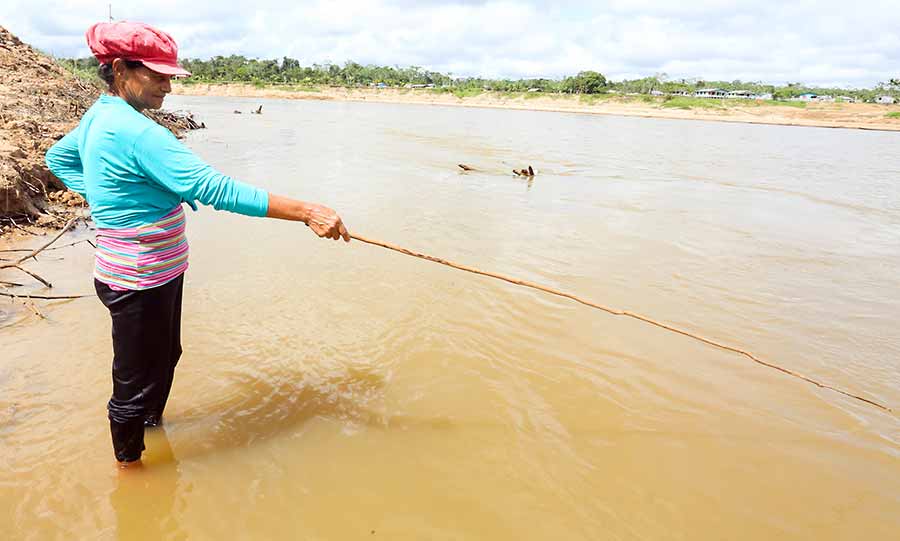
173,82,900,132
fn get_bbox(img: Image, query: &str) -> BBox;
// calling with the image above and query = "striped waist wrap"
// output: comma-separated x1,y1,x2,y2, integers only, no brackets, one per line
94,206,189,291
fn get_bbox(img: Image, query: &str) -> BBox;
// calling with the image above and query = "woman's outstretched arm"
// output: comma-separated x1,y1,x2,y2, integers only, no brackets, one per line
132,123,349,241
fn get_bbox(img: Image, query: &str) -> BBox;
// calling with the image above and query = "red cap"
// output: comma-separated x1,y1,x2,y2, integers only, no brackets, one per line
86,21,191,77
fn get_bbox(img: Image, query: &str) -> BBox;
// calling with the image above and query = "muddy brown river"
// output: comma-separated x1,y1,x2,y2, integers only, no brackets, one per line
2,96,899,539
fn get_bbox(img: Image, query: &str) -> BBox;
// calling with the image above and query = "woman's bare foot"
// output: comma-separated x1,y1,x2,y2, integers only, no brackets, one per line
117,458,143,470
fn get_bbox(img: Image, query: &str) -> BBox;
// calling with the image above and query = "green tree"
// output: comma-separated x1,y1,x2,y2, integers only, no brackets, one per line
58,54,890,103
562,71,607,94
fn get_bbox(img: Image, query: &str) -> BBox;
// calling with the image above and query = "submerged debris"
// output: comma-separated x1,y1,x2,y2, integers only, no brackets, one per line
513,165,535,177
148,110,205,133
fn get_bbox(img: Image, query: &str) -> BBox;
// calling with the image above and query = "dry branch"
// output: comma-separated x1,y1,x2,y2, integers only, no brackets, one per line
0,217,77,287
0,291,91,300
0,238,94,253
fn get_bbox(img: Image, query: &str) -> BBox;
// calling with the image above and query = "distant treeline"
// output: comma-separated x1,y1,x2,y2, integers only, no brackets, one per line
59,56,900,102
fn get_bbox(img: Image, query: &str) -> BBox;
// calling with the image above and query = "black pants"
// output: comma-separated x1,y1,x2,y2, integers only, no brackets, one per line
95,274,184,462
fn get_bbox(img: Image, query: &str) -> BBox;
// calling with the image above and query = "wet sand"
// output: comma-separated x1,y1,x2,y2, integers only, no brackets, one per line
172,82,900,132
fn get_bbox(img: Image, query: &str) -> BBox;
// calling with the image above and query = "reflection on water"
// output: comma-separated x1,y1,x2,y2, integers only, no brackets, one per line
110,428,185,541
2,96,899,539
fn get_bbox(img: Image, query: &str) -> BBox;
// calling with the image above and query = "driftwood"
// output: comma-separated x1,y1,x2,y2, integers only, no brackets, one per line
145,109,205,134
0,291,91,300
0,238,95,253
458,164,535,177
0,217,77,287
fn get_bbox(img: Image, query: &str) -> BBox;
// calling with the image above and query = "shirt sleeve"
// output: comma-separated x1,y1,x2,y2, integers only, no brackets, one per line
45,127,87,197
132,124,269,217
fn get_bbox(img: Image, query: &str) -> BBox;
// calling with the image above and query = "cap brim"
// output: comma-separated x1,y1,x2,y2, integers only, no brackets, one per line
140,60,191,77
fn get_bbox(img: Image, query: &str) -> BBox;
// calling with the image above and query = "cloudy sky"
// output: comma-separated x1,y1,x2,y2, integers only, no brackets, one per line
1,0,897,87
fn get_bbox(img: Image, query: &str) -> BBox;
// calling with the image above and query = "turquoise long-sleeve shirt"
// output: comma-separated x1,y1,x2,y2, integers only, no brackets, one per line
45,94,268,229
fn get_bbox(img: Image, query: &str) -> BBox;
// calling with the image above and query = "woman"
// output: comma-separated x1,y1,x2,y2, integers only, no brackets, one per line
45,21,349,467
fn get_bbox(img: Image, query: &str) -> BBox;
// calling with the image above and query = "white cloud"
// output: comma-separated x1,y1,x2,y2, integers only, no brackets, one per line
1,0,897,87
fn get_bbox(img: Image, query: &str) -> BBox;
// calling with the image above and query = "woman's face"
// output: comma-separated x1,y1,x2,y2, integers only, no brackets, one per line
113,59,172,111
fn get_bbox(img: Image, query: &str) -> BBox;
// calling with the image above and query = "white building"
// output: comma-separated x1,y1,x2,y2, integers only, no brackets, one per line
695,88,727,99
726,90,754,99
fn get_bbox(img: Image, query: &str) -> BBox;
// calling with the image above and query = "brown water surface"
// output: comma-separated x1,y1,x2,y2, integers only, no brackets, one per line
2,96,899,539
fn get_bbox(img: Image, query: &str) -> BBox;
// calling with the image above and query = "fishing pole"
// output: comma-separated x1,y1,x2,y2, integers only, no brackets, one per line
349,233,893,414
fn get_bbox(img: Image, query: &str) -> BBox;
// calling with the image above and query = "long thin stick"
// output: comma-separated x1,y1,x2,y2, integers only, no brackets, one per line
0,292,91,300
349,233,892,413
0,217,77,287
12,217,79,265
0,238,94,253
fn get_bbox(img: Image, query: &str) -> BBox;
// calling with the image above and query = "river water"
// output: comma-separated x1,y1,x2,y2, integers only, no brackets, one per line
2,96,898,539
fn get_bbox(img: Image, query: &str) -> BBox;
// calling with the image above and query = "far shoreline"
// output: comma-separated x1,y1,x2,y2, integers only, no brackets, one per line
172,82,900,132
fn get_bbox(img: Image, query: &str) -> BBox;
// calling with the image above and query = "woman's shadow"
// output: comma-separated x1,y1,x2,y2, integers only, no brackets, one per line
167,363,389,458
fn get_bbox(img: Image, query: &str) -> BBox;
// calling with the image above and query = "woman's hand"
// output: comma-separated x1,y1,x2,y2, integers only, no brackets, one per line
266,194,350,242
303,202,350,241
